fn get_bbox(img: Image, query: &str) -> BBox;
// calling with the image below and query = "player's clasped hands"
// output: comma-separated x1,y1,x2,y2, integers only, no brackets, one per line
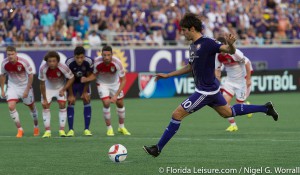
81,77,88,83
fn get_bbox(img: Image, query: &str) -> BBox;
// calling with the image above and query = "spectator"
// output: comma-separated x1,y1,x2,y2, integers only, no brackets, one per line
0,35,5,47
163,17,178,45
75,19,88,38
5,31,14,46
57,0,69,21
40,7,55,33
72,32,83,46
25,30,36,47
35,32,47,46
49,0,60,20
88,31,102,47
24,8,34,30
255,32,265,45
153,30,164,46
68,0,80,26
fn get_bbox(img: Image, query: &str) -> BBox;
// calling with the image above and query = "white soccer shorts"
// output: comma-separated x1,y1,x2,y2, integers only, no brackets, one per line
6,85,35,105
96,83,124,100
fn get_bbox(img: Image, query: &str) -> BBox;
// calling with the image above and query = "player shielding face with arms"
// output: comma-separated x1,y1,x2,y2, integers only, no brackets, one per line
143,13,279,157
65,46,94,137
0,46,39,138
215,36,253,132
39,51,74,138
81,46,131,136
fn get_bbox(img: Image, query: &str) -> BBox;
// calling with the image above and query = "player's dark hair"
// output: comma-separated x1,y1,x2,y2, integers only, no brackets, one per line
217,37,227,45
74,46,85,55
102,45,113,53
6,46,16,52
44,51,60,62
179,13,203,32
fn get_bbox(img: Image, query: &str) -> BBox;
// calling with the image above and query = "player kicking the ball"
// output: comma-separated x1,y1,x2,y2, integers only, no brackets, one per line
215,36,253,132
0,46,39,138
143,13,279,157
39,51,75,138
65,46,94,137
81,46,131,136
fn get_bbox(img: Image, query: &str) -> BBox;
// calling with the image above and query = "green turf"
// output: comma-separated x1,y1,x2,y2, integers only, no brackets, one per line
0,93,299,175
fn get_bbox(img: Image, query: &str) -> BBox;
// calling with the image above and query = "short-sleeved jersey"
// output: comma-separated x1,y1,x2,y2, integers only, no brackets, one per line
0,57,33,87
93,56,125,85
215,49,246,82
65,56,94,84
189,36,222,94
38,62,74,90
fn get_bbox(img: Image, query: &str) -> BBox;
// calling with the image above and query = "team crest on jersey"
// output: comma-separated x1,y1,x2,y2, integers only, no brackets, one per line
196,44,201,50
110,66,115,73
57,71,61,77
17,65,22,71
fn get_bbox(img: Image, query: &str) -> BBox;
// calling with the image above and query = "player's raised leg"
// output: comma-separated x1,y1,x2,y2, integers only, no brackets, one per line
116,98,131,135
8,100,24,138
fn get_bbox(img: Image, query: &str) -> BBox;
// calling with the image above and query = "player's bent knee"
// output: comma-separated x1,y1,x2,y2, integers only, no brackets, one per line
8,104,16,111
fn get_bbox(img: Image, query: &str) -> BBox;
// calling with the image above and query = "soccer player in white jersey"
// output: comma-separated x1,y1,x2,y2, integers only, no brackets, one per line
215,36,253,132
39,51,74,138
81,46,131,136
0,46,39,138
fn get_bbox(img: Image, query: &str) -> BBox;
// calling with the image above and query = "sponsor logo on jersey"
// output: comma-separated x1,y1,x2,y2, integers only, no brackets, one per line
57,71,61,77
111,66,115,72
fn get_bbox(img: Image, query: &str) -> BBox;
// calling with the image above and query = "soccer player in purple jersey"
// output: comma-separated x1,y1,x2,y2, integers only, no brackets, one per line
143,13,279,157
65,46,94,137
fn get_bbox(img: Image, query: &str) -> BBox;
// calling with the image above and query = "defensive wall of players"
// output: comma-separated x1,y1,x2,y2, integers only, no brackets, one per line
0,46,299,101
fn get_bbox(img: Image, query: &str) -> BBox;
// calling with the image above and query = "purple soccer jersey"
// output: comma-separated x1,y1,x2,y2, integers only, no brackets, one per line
181,36,227,113
65,56,94,95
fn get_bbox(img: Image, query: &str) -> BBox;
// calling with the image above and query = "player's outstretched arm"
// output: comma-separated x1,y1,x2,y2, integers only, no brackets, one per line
0,74,6,98
81,73,96,83
155,64,192,81
220,34,236,54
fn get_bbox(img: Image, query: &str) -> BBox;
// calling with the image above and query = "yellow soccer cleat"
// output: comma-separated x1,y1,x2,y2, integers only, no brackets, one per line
42,130,51,138
225,125,238,132
33,128,39,136
106,128,115,136
245,101,253,118
16,129,24,138
59,130,66,137
66,130,75,137
118,127,131,135
83,129,92,136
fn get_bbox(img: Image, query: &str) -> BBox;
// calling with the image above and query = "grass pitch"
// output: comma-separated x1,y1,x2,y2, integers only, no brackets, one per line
0,93,299,175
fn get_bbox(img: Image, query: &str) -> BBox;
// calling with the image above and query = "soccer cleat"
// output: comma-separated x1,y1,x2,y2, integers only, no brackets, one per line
225,125,238,132
83,129,92,136
59,130,67,137
107,128,115,136
143,145,160,157
42,130,51,138
16,129,24,138
33,128,39,136
265,102,279,121
245,101,253,118
66,130,75,137
118,127,131,135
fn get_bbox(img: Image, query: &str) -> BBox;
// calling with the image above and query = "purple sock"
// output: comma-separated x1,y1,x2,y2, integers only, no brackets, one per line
84,104,91,130
67,105,74,130
231,104,268,116
157,117,181,151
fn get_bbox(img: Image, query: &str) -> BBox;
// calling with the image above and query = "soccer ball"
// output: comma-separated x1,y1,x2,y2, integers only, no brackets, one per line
108,144,127,162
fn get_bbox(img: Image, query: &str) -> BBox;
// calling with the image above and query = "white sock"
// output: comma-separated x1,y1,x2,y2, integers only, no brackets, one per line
107,125,112,130
10,109,22,129
59,108,67,129
228,117,236,126
117,107,125,128
42,109,51,130
103,107,111,120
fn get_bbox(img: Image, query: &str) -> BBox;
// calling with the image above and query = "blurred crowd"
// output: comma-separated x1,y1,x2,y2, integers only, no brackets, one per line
0,0,299,48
